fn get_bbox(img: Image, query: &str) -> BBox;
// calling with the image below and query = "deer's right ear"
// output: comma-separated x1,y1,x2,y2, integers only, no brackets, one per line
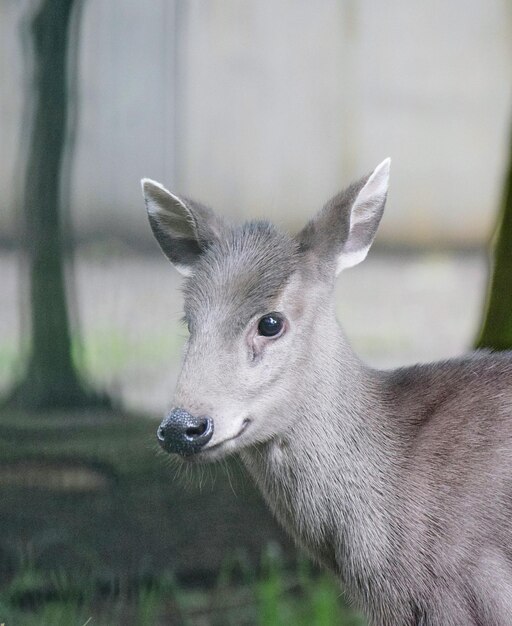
141,179,224,276
297,159,390,276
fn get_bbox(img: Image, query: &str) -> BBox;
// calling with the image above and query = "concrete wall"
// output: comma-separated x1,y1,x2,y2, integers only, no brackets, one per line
1,0,33,242
2,0,512,247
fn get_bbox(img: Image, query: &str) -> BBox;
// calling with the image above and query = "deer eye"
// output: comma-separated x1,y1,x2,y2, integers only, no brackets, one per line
257,313,284,338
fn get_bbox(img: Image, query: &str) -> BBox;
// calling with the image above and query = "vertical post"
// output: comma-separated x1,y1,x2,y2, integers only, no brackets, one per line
10,0,104,409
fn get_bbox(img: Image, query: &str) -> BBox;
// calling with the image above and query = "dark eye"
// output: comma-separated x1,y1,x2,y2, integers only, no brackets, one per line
257,313,284,338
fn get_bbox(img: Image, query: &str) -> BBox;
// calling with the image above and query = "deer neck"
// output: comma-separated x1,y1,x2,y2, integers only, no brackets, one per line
241,320,400,579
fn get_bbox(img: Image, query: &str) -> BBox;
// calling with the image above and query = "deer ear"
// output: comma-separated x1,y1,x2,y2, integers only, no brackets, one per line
141,178,224,276
297,158,390,275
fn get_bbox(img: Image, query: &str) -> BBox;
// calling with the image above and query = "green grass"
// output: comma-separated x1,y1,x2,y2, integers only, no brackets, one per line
71,325,185,379
0,550,365,626
0,341,23,395
0,323,185,398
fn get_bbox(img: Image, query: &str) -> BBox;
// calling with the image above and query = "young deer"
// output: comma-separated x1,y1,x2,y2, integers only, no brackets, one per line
142,160,512,625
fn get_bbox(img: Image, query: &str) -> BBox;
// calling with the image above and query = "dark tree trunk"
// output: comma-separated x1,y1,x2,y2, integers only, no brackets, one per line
8,0,108,410
476,127,512,351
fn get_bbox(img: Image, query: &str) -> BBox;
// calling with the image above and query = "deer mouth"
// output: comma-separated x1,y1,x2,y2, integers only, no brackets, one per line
197,418,252,459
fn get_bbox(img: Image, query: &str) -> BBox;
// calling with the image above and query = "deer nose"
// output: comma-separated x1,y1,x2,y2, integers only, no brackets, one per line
157,408,214,456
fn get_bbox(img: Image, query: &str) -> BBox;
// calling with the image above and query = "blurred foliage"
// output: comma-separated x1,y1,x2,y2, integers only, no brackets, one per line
0,547,365,626
75,325,184,381
477,123,512,350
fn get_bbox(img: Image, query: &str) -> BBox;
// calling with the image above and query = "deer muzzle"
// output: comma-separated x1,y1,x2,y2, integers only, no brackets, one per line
157,408,214,456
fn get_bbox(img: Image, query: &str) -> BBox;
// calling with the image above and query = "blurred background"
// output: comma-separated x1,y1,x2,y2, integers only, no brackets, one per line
1,0,512,624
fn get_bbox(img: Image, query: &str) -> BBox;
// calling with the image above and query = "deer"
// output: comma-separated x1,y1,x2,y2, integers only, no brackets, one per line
141,159,512,625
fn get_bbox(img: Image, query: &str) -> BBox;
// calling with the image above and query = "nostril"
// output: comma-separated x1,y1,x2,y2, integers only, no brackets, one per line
157,424,166,441
185,417,213,441
185,422,207,438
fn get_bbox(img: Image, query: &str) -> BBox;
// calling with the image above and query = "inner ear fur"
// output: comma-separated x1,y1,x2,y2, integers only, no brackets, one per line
296,159,390,275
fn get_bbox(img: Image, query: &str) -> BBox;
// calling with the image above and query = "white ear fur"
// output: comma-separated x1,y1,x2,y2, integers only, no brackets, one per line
141,178,192,222
336,158,390,274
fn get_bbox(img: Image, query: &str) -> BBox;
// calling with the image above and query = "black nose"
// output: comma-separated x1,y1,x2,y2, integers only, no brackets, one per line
157,408,214,456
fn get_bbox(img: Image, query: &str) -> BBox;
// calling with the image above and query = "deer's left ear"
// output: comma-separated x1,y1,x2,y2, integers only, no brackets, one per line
297,158,390,275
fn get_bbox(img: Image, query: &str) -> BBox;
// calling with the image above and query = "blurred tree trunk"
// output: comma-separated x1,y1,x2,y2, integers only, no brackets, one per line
476,126,512,351
8,0,107,410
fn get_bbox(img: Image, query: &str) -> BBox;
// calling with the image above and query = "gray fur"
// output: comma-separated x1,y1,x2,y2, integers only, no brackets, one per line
142,162,512,626
183,221,299,334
